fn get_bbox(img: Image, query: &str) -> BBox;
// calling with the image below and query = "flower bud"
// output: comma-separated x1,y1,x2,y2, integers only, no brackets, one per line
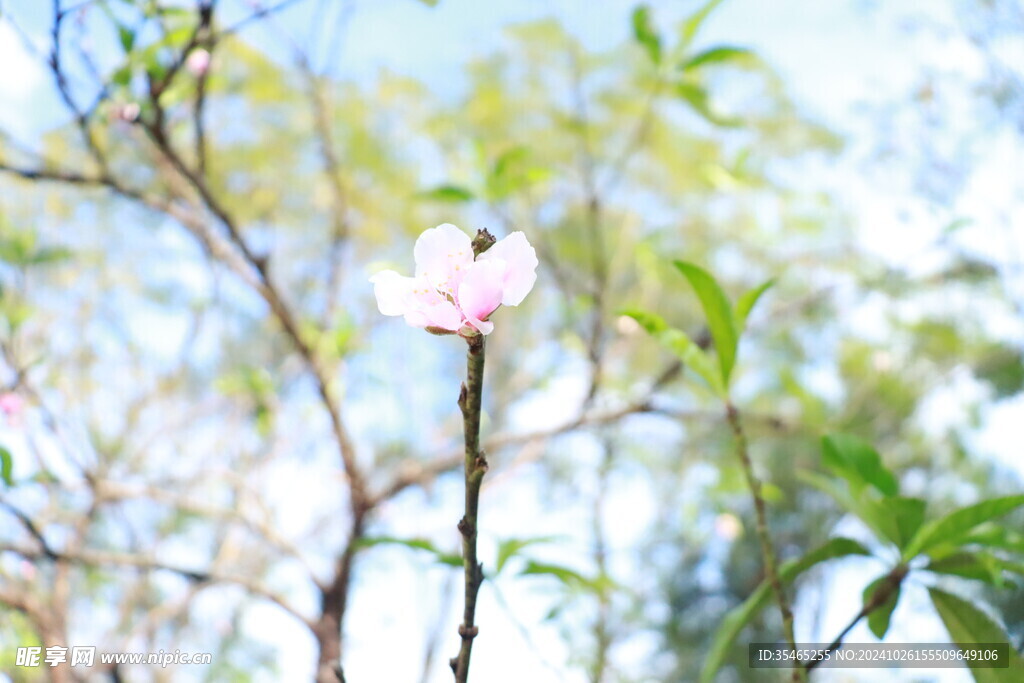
186,49,211,77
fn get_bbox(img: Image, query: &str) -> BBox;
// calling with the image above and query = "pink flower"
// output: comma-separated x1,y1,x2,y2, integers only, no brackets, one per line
186,49,211,77
0,392,24,421
112,102,140,123
370,224,538,337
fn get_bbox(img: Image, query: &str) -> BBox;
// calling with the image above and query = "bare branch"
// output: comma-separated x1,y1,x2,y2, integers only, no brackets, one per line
0,542,314,630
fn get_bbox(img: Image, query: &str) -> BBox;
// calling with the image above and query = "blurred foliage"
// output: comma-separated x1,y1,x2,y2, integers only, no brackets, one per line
0,0,1021,681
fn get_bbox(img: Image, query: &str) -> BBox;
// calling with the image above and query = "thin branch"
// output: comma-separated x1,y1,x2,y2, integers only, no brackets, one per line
725,403,803,683
804,564,908,671
0,542,314,630
254,0,353,323
139,120,368,504
220,0,308,38
450,332,488,682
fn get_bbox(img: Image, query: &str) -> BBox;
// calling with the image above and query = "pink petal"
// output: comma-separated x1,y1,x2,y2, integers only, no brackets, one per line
399,277,465,331
457,260,505,334
369,270,417,316
410,301,464,331
413,223,474,296
478,231,538,306
0,393,24,417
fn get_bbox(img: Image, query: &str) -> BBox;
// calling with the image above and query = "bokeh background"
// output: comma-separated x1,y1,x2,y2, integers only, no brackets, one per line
0,0,1022,681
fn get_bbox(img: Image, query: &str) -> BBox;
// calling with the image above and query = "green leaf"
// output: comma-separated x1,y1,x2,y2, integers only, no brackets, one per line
679,0,725,50
162,25,195,50
958,525,1024,555
495,536,557,574
798,471,895,545
942,217,973,236
700,537,871,683
675,82,742,127
621,308,724,396
631,5,662,65
417,184,474,203
520,560,588,585
118,25,136,53
821,433,899,497
734,279,774,333
929,588,1024,680
681,45,756,71
927,552,1004,586
973,345,1024,399
485,146,548,199
520,560,612,595
863,576,901,639
356,535,462,567
906,495,1024,559
673,261,738,385
112,65,133,87
887,497,927,550
0,446,12,487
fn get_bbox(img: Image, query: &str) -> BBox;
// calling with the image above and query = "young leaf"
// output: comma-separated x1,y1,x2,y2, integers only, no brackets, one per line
631,5,662,65
926,552,1004,587
28,247,73,265
673,261,738,385
929,588,1024,680
621,308,724,396
0,446,12,487
905,495,1024,559
356,535,462,567
520,561,613,595
863,576,901,639
681,45,756,72
520,560,588,586
494,536,557,574
675,82,742,127
958,525,1024,555
679,0,725,50
887,497,927,550
700,537,871,682
118,25,136,53
798,471,895,546
417,184,474,203
821,434,899,497
734,279,774,333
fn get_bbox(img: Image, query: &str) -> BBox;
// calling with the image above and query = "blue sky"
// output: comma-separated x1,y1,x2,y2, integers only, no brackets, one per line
2,1,1022,681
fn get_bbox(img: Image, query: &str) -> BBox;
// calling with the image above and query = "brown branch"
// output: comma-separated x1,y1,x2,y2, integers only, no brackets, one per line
48,0,110,176
450,334,488,682
804,564,908,671
139,120,368,503
726,403,803,683
0,542,313,630
248,0,353,324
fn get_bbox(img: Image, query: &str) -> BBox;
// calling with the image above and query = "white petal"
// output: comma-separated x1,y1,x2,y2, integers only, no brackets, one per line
404,300,463,331
422,301,465,331
479,231,538,306
464,318,494,335
369,270,416,316
413,223,474,294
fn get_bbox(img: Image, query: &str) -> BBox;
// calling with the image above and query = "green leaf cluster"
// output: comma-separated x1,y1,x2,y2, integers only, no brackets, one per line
624,261,773,397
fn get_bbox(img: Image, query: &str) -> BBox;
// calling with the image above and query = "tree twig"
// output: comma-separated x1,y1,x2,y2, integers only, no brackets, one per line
450,333,488,682
725,402,803,682
804,564,908,671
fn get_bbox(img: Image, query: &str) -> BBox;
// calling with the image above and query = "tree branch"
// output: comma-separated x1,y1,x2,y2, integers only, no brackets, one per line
450,334,488,682
725,403,803,683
